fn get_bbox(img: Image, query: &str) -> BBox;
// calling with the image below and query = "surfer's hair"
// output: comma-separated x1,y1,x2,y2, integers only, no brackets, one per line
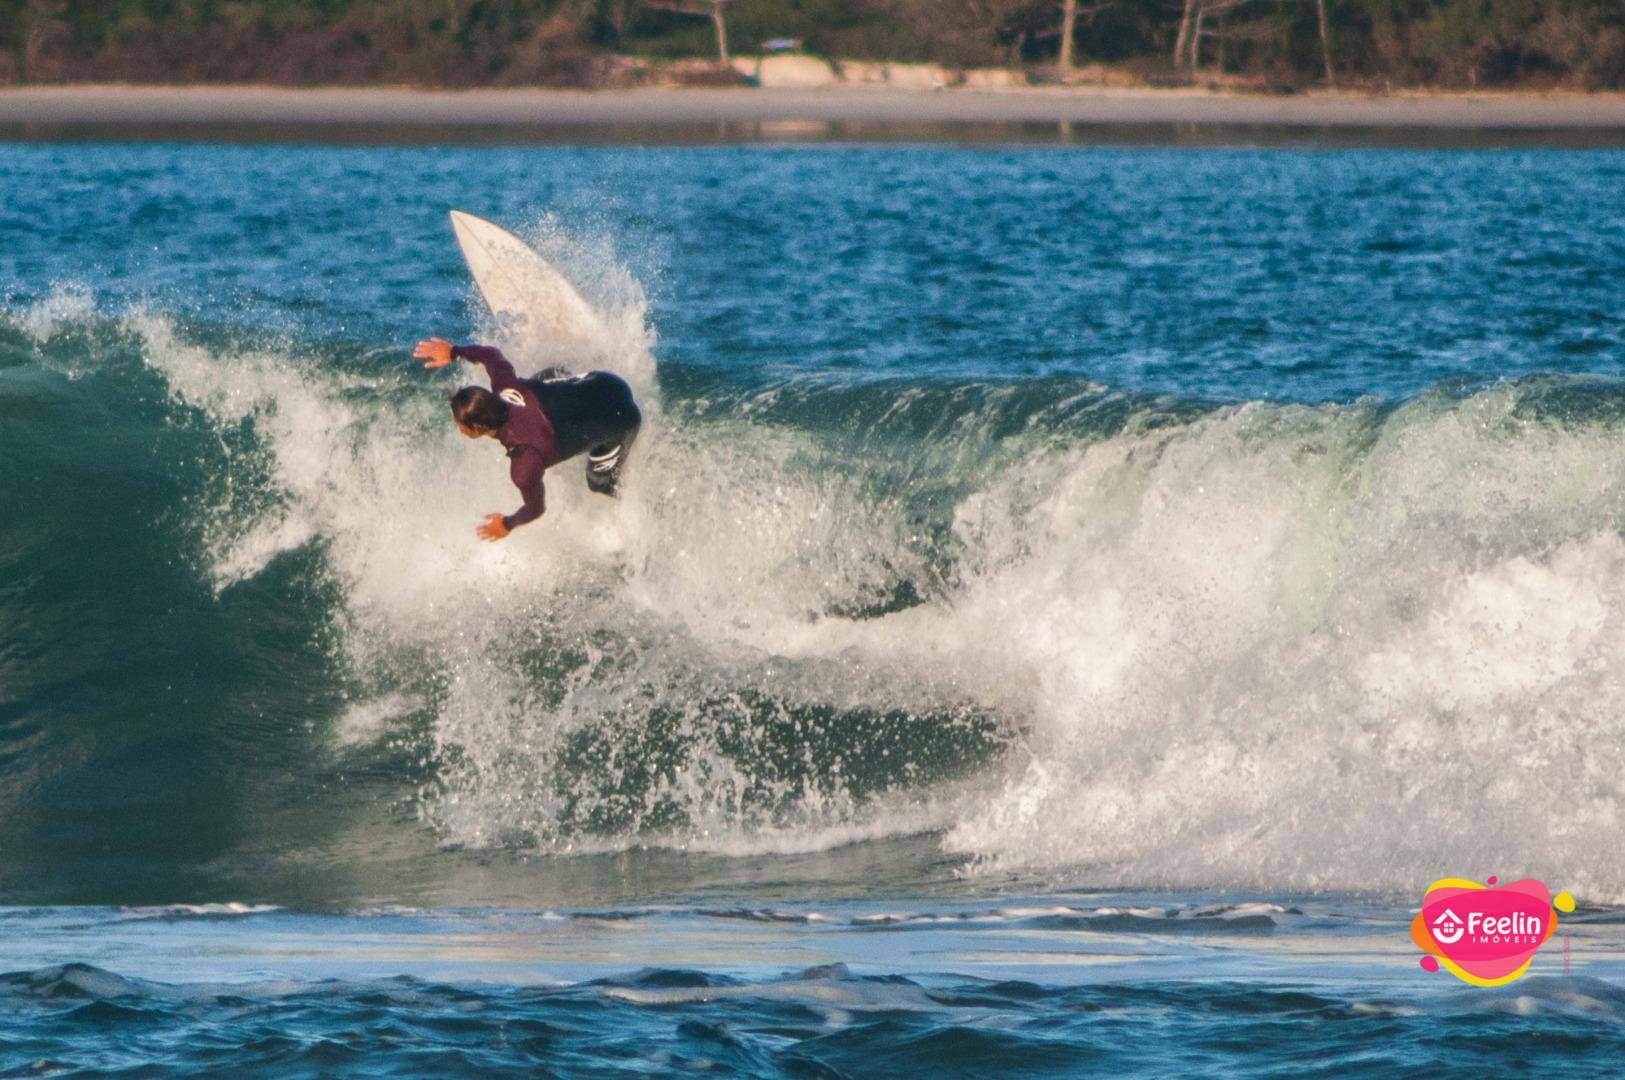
451,386,508,433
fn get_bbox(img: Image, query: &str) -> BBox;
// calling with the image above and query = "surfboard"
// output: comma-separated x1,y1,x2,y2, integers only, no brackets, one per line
449,210,606,347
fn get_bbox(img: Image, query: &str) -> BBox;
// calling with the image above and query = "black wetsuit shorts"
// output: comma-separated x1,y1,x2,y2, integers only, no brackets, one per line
525,370,641,495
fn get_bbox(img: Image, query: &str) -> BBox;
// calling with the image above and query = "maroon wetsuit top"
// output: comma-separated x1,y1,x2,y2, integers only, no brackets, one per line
451,344,559,530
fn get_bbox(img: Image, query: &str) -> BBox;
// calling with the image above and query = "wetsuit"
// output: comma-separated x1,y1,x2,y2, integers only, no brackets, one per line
451,344,641,529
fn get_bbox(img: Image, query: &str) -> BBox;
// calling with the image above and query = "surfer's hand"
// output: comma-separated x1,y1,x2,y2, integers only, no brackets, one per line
476,513,510,542
414,337,454,369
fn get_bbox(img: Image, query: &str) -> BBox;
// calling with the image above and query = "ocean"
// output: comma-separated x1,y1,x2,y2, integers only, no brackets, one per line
3,139,1625,1075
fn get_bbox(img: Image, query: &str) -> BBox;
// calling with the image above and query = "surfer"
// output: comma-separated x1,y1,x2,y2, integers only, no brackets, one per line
413,337,641,541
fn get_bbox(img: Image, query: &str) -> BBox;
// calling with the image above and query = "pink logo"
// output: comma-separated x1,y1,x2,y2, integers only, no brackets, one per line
1411,875,1575,986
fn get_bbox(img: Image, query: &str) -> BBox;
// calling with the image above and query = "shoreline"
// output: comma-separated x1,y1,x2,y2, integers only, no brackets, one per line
2,84,1624,134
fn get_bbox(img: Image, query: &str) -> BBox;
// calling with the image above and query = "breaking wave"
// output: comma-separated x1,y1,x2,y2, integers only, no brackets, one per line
7,259,1625,900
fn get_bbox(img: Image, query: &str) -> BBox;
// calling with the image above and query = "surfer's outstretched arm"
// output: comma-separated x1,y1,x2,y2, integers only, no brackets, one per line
476,449,545,541
414,338,518,386
451,343,517,384
507,450,546,528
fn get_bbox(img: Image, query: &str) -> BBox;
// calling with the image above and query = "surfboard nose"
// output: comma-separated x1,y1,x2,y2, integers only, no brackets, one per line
448,208,486,243
447,208,609,349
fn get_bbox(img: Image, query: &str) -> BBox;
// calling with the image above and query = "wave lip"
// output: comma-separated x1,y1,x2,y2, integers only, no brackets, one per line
115,903,283,922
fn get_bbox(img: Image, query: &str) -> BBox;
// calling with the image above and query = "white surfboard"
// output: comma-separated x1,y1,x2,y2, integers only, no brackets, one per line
449,210,606,347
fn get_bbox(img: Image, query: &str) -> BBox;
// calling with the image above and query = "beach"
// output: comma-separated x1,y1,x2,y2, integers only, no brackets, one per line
2,83,1623,135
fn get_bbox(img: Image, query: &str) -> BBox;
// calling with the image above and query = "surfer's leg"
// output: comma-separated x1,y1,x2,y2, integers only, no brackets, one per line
582,374,640,497
585,406,640,497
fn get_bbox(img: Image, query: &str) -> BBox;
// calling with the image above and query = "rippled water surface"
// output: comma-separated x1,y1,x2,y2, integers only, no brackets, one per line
7,901,1625,1077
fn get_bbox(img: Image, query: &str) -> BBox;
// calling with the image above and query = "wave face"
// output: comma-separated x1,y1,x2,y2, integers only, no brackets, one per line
7,288,1625,900
3,145,1624,904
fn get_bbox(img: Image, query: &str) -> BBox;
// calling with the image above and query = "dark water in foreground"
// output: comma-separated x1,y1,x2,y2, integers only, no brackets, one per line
7,902,1625,1078
1,139,1623,1074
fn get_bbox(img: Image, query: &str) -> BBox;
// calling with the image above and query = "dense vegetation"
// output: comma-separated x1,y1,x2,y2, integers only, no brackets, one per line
2,0,1622,90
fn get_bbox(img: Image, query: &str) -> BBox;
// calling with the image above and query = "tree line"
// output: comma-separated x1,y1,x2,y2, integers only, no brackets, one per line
2,0,1621,90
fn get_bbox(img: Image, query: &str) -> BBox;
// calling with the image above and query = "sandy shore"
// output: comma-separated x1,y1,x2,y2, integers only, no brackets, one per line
2,84,1622,132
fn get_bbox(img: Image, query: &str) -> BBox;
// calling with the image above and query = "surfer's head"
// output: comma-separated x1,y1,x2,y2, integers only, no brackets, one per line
450,386,508,437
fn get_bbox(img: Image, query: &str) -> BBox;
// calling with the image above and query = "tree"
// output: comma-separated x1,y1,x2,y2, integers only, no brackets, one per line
22,0,67,81
601,0,639,43
1315,0,1335,86
1176,0,1278,74
1056,0,1111,71
1174,0,1198,70
1059,0,1077,68
886,0,1053,68
642,0,733,65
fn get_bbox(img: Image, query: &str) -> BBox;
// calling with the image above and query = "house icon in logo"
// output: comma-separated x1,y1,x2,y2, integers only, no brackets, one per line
1432,908,1466,944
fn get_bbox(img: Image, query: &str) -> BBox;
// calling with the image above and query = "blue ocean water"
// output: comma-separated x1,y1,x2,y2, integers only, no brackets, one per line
2,139,1625,1075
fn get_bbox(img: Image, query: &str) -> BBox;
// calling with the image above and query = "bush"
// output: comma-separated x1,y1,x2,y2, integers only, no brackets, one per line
1580,27,1625,89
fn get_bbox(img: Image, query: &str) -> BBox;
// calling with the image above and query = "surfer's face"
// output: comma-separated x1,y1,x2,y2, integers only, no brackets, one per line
456,421,483,439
